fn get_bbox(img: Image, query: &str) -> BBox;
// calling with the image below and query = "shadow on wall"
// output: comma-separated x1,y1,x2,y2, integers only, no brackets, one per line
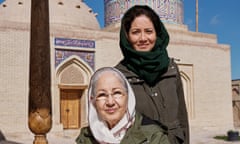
0,130,22,144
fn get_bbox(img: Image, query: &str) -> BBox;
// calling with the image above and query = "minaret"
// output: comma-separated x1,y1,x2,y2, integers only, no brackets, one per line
104,0,184,27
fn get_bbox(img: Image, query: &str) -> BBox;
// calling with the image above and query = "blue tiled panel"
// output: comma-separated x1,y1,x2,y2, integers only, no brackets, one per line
55,49,95,70
55,37,95,48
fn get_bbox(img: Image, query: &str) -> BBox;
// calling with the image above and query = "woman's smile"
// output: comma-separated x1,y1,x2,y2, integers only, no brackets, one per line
105,108,117,114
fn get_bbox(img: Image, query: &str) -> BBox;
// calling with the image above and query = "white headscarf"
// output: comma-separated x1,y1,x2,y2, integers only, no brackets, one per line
88,67,136,144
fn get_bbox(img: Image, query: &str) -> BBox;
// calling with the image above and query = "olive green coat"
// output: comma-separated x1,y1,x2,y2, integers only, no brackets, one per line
115,59,189,144
76,112,170,144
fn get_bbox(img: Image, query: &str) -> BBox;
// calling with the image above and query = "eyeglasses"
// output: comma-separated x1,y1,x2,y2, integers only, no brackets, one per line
95,90,126,102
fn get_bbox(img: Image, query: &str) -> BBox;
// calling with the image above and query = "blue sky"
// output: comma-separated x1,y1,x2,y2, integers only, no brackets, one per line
0,0,239,80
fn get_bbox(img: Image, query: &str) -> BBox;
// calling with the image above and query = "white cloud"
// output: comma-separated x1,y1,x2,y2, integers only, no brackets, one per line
185,18,195,31
210,15,220,25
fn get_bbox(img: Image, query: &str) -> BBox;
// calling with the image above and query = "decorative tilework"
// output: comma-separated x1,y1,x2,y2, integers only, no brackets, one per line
55,37,95,48
104,0,183,26
55,49,95,70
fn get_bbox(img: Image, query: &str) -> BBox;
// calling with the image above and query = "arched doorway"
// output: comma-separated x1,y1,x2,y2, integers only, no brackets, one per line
181,72,194,119
179,64,195,119
56,56,93,129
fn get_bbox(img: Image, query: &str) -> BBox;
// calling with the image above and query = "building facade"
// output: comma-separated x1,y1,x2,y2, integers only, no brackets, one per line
232,79,240,127
0,0,234,142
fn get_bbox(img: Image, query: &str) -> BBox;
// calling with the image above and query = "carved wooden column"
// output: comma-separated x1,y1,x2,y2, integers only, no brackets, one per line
28,0,52,144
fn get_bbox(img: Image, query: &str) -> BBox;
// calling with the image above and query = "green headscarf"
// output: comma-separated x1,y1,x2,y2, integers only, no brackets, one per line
119,8,170,86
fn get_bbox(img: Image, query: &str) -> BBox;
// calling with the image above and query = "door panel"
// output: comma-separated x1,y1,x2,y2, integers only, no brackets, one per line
60,89,82,129
60,91,68,128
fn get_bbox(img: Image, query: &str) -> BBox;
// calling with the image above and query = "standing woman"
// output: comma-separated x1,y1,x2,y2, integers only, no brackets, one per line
115,5,189,144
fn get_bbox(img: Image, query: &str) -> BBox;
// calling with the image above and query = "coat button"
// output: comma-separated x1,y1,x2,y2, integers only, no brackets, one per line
151,92,158,97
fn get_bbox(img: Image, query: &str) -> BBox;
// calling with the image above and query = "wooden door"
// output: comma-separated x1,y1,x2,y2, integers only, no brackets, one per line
60,89,82,129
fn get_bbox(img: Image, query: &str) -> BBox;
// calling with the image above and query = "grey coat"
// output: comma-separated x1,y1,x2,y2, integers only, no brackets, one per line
76,112,170,144
115,58,189,144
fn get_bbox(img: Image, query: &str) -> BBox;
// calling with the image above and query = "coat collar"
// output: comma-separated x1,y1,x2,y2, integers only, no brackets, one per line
116,58,178,84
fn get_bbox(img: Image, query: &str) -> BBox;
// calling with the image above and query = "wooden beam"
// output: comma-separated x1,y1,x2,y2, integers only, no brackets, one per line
58,84,88,90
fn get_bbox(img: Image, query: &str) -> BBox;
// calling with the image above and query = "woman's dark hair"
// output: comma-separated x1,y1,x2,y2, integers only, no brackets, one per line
121,5,161,35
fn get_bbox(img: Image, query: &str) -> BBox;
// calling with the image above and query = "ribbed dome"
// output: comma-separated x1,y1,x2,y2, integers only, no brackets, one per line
0,0,100,30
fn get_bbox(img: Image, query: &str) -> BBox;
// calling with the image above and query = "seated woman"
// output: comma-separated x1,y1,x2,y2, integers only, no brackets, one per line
76,67,169,144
